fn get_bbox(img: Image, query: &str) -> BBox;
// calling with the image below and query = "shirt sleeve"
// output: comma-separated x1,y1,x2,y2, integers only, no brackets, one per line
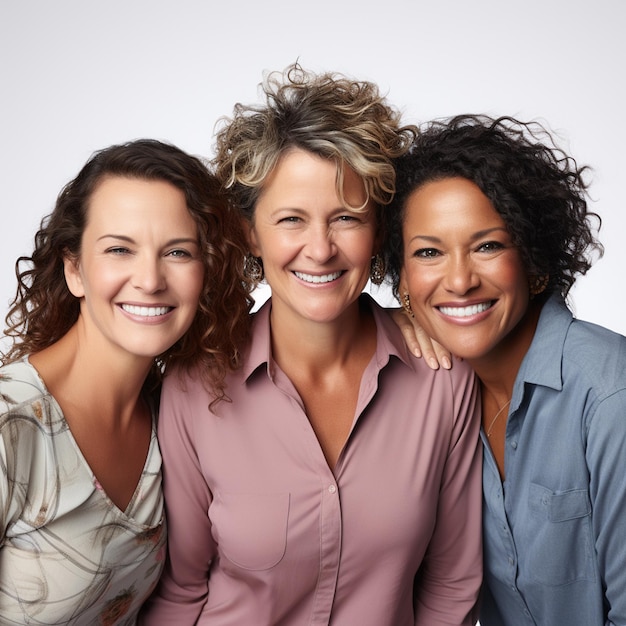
414,367,482,626
586,388,626,626
139,374,215,625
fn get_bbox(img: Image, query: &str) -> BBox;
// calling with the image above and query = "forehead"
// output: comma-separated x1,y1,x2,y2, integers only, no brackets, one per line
257,148,370,212
405,177,502,226
84,176,195,233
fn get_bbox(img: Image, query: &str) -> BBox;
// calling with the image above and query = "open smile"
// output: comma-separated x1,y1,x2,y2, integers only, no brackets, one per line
294,271,343,284
120,304,173,317
438,301,494,318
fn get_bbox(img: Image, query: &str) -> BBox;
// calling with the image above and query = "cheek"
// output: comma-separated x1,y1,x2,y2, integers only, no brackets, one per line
183,265,206,304
80,262,123,299
258,234,299,267
404,263,438,299
349,230,377,267
487,257,529,299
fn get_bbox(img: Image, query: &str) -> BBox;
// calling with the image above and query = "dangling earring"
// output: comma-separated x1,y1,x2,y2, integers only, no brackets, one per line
370,254,386,286
244,254,264,283
529,275,549,298
401,292,414,318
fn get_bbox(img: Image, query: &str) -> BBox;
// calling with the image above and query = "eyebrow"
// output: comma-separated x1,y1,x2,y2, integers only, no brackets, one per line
408,226,508,245
97,234,199,245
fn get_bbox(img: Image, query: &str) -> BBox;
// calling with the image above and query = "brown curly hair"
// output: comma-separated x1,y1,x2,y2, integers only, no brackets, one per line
212,63,417,222
3,139,253,400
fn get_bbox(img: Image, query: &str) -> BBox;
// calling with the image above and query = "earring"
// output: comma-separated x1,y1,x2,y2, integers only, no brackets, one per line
401,292,414,318
370,254,386,286
529,275,549,298
244,254,264,283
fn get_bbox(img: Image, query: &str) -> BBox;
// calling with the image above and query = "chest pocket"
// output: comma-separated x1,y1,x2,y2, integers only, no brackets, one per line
211,491,290,571
526,483,595,586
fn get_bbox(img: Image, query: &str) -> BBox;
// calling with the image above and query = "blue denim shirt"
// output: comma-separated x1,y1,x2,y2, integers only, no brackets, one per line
479,295,626,626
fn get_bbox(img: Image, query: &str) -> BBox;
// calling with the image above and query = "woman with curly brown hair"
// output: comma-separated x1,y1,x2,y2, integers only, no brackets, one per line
141,66,483,625
385,114,625,625
0,139,251,624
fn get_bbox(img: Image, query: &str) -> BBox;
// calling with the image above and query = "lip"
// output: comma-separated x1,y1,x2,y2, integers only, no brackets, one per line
293,270,343,284
436,300,495,323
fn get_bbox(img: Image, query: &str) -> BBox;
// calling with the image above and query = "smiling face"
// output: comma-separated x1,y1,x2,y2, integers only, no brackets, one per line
64,176,204,363
400,177,534,365
246,148,378,327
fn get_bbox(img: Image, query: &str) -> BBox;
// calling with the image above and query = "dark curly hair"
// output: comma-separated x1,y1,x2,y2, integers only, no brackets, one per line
3,139,253,400
213,63,417,222
384,114,603,301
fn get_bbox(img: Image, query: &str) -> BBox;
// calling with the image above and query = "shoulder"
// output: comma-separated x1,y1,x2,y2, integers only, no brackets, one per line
0,359,50,416
562,317,626,391
527,296,626,397
370,296,476,384
370,299,478,422
1,361,64,505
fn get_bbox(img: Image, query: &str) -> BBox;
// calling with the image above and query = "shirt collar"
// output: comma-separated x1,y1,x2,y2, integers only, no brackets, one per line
242,300,273,381
241,294,414,382
517,293,574,392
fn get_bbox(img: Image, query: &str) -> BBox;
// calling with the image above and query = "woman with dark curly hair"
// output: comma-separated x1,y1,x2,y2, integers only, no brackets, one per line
385,114,625,625
0,139,251,624
141,66,483,626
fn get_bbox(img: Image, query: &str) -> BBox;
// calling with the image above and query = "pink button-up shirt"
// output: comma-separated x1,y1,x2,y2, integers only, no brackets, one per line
140,297,482,625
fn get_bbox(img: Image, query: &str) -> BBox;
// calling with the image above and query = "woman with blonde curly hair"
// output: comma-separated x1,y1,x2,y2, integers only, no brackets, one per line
141,66,483,626
1,139,251,624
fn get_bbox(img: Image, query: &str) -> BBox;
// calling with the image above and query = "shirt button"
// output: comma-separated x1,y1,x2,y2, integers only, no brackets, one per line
328,485,337,494
510,441,518,449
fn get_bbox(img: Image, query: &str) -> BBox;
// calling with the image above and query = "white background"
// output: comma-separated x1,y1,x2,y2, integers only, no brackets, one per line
2,0,625,351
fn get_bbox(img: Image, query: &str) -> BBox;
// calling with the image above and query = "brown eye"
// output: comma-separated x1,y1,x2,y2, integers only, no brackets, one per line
414,248,440,258
477,241,505,253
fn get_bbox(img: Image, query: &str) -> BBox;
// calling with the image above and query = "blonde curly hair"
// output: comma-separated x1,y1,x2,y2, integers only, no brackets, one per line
213,63,417,219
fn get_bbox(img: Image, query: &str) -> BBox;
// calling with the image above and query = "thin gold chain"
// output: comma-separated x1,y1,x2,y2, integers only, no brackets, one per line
486,399,511,438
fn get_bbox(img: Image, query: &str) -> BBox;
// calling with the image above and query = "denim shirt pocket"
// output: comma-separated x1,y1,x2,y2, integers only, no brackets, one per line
211,491,290,571
527,483,595,586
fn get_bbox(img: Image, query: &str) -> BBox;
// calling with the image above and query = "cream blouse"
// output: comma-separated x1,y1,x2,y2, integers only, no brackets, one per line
0,359,165,625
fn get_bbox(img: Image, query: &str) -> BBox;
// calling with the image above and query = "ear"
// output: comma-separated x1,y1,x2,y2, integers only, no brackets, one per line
241,217,261,257
63,253,85,298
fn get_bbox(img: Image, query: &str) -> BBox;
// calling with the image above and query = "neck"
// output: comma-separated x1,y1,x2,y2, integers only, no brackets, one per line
269,298,376,378
469,300,543,402
30,321,154,427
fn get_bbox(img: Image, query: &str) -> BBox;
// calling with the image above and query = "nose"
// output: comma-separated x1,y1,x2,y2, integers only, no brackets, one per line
443,254,479,295
305,223,337,263
132,255,167,293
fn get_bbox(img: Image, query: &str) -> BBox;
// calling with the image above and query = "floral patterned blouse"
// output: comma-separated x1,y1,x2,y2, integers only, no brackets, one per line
0,358,165,625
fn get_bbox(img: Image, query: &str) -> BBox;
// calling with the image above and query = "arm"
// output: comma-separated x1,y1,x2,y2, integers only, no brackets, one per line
414,368,482,626
586,389,626,626
0,434,8,540
389,308,452,370
139,375,215,625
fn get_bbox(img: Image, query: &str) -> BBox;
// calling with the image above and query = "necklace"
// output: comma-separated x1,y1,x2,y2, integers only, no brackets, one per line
485,399,511,438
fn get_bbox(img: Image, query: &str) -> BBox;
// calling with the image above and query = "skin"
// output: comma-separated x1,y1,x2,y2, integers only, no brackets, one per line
245,148,380,467
400,177,542,476
30,176,204,509
63,176,204,365
247,148,379,330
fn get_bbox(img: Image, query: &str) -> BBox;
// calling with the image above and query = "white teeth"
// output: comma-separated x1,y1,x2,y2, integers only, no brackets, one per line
294,271,342,284
121,304,171,317
439,302,492,317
